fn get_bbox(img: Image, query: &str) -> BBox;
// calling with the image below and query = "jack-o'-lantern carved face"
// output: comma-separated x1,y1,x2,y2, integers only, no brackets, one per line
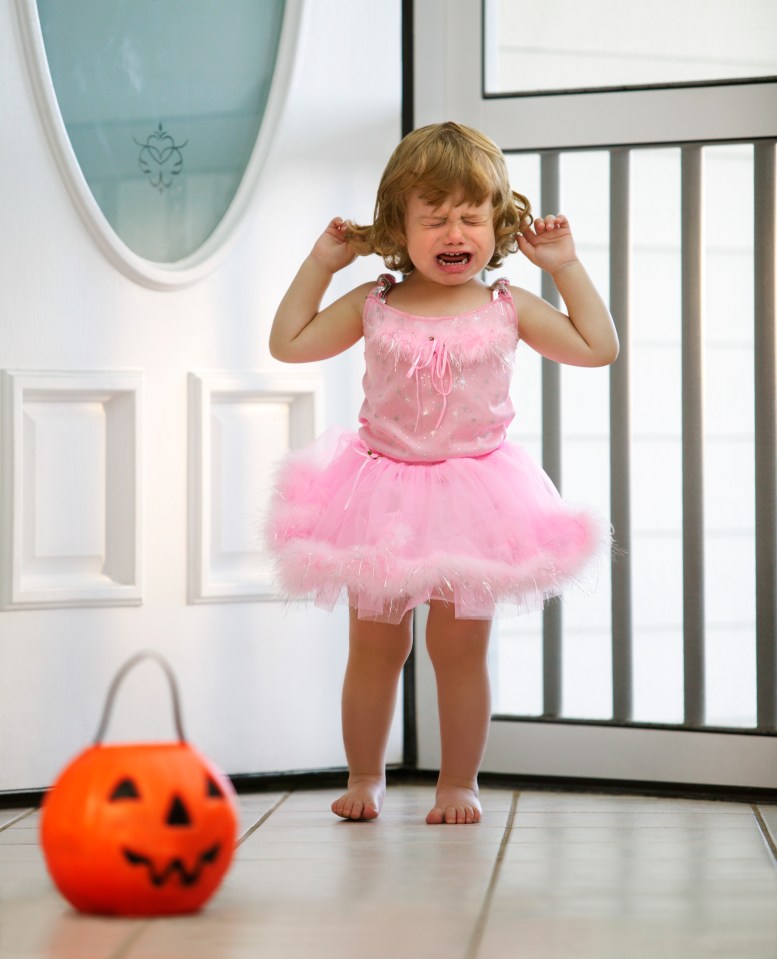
41,742,239,916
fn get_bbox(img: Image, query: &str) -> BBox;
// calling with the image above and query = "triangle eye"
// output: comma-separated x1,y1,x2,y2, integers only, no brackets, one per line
206,775,224,799
110,778,140,801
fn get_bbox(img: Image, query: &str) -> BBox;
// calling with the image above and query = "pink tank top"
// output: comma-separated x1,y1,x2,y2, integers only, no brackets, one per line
358,275,519,462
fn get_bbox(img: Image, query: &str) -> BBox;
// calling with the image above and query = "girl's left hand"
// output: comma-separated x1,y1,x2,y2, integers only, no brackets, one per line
516,214,579,274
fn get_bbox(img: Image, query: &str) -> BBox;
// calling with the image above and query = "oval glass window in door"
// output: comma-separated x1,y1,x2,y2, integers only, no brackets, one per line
35,0,286,264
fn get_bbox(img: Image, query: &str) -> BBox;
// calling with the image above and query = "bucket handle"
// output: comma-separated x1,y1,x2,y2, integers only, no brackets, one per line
93,650,186,745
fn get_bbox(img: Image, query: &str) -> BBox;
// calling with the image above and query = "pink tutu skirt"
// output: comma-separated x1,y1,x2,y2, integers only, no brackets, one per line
265,429,608,624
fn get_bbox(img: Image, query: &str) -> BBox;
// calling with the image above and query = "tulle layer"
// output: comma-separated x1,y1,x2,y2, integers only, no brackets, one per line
265,429,609,624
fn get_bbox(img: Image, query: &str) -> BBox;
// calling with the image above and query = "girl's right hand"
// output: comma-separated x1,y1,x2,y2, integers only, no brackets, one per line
310,217,357,274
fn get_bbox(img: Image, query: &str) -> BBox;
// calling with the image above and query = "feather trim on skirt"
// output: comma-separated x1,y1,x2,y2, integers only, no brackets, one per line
265,429,609,624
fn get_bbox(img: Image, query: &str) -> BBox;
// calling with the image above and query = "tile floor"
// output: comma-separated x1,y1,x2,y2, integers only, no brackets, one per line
2,784,777,958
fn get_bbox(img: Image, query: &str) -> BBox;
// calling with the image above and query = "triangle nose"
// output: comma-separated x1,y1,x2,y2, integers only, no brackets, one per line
166,794,192,827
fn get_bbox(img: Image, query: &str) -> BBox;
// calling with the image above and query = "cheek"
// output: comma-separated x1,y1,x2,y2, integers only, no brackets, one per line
480,224,498,246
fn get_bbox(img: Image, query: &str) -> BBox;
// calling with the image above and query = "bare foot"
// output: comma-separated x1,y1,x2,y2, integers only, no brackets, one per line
426,783,482,825
331,775,385,821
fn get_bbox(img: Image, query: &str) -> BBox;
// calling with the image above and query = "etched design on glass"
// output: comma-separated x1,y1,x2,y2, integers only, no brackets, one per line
135,122,188,192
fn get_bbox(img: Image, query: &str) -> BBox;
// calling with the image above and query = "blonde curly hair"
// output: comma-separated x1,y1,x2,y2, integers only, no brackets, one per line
345,121,532,274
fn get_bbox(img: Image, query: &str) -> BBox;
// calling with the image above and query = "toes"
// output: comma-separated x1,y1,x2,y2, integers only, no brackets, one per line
331,797,359,819
444,805,470,825
332,795,380,821
344,799,363,820
427,798,481,824
427,803,480,824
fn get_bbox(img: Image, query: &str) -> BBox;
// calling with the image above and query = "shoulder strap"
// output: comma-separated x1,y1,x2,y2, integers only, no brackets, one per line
371,273,396,303
490,277,511,301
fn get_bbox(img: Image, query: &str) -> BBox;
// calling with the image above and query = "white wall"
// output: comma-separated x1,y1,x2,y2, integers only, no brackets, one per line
0,1,402,791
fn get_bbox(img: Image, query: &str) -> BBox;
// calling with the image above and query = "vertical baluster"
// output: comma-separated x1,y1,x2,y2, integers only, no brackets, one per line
540,151,563,718
610,148,633,723
681,145,706,728
755,141,777,730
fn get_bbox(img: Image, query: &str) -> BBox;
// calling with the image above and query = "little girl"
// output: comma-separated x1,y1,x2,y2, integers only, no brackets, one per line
267,121,618,825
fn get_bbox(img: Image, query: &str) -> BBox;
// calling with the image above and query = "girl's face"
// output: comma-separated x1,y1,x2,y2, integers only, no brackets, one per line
402,190,496,285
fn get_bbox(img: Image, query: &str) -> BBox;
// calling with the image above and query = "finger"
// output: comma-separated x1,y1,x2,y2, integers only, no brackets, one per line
326,218,350,243
535,214,570,233
547,213,570,233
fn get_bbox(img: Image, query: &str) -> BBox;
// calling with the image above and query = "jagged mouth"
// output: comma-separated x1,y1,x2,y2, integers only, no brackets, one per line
436,253,471,266
122,843,221,887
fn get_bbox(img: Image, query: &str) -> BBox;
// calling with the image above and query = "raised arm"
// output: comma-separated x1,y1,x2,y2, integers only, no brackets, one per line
514,215,619,367
269,218,371,363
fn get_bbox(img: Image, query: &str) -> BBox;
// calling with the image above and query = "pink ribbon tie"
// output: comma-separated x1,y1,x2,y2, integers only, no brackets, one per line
344,446,381,510
406,337,453,430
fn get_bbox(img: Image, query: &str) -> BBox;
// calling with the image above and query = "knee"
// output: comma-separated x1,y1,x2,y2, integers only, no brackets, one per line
349,611,413,671
425,605,491,670
374,637,413,673
426,634,471,673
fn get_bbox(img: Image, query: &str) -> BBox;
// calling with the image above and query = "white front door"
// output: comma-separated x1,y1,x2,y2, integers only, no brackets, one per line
0,0,403,793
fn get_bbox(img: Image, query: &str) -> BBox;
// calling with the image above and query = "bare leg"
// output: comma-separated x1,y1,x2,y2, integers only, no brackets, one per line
331,608,413,821
425,602,492,824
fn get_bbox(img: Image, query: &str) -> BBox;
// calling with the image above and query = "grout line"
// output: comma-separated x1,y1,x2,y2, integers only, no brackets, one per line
87,794,294,959
752,805,777,868
236,791,293,846
463,791,520,959
107,922,151,959
0,808,36,832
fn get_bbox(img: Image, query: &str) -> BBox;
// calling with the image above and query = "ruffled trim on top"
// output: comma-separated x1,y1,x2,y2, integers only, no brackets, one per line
376,319,517,372
364,276,518,371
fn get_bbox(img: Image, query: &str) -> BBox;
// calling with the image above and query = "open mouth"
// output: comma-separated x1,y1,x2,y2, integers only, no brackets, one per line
436,253,471,266
123,843,221,887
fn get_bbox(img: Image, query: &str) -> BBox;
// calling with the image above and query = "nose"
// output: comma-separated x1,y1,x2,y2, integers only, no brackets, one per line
166,794,192,827
443,218,465,243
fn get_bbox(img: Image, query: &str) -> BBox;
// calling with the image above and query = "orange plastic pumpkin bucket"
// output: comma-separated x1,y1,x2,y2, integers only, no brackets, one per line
40,651,239,916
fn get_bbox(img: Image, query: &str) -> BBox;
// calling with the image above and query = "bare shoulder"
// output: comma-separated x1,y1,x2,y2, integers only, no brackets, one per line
284,280,378,363
508,284,541,310
318,279,375,319
349,279,381,304
505,284,540,324
508,284,563,323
